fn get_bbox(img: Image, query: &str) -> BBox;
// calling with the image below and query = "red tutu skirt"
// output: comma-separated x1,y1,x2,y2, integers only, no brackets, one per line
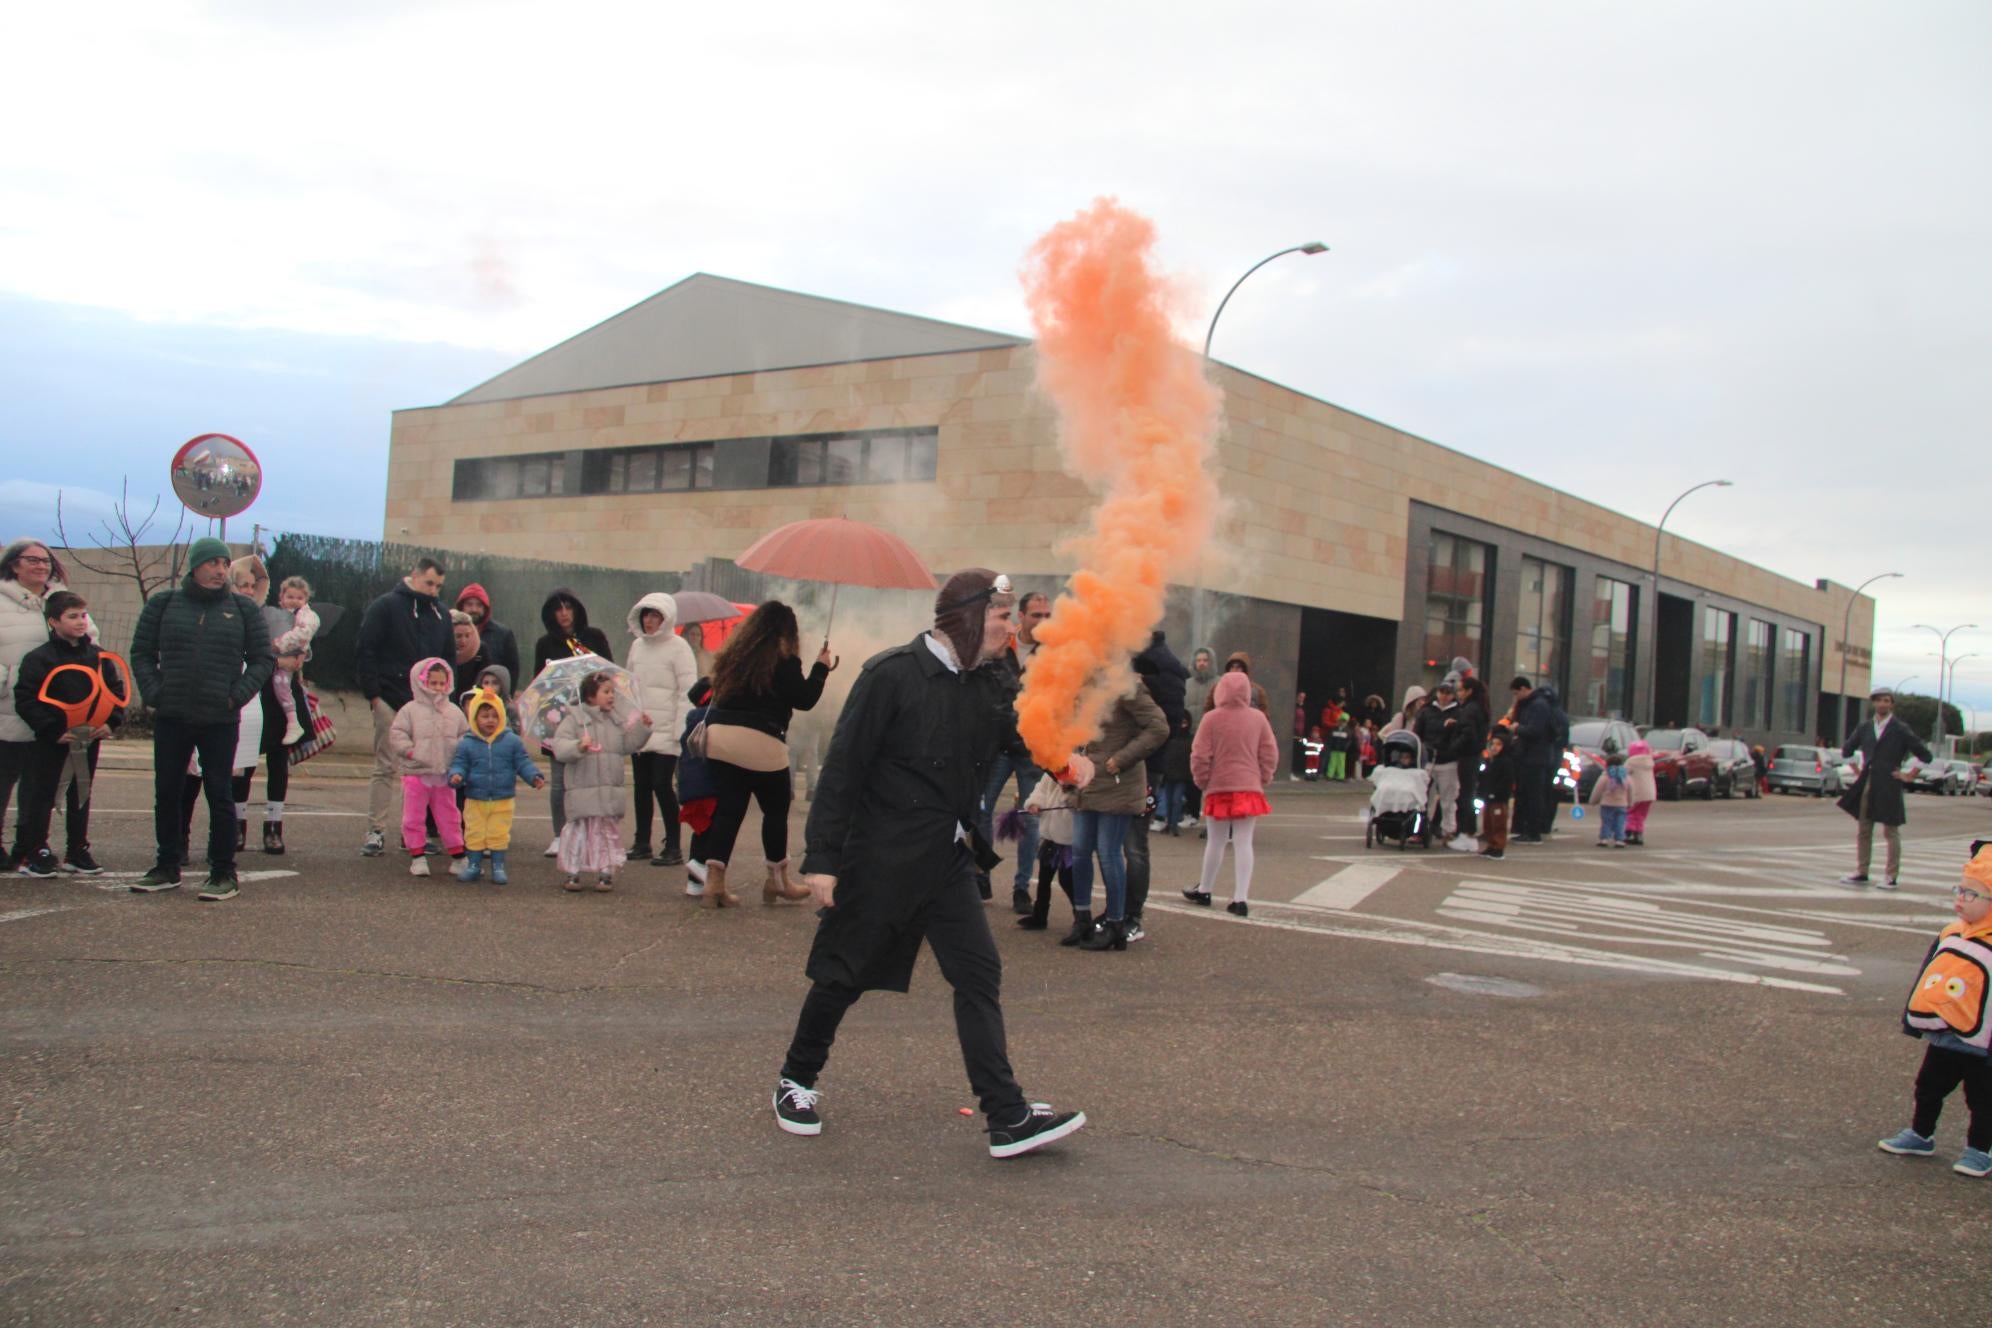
1203,790,1270,820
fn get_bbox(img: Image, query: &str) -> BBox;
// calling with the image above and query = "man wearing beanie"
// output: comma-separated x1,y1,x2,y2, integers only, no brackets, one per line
128,538,273,900
771,569,1088,1159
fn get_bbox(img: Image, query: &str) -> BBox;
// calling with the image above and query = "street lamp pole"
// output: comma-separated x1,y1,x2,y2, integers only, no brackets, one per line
1943,653,1980,755
1912,622,1977,750
1835,572,1901,745
1646,479,1733,726
1192,240,1330,653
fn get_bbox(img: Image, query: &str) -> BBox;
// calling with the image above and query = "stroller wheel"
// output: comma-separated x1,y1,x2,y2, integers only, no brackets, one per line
1364,822,1374,849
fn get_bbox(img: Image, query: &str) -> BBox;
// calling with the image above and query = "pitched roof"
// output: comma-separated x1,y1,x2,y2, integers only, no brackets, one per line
449,273,1026,405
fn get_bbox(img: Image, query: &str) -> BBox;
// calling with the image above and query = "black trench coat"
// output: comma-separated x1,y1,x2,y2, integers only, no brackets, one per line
800,636,1025,993
1837,718,1934,828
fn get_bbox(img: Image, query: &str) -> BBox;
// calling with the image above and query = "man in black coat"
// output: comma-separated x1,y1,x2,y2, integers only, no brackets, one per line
773,570,1087,1160
354,556,452,857
1135,629,1189,730
1510,677,1566,843
1838,686,1934,889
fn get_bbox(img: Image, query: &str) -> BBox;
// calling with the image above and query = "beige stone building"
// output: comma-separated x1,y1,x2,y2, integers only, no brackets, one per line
386,275,1875,750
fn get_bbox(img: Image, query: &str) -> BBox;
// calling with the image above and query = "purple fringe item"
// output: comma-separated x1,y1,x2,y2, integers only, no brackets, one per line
995,807,1027,843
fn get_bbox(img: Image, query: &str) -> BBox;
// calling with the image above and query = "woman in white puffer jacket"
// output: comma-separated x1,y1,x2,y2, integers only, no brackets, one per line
623,592,698,866
1,539,86,867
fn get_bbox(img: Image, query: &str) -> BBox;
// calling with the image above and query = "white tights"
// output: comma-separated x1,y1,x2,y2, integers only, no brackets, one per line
1198,816,1258,903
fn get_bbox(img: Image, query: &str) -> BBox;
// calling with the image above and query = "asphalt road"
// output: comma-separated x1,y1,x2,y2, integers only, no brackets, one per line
3,764,1989,1326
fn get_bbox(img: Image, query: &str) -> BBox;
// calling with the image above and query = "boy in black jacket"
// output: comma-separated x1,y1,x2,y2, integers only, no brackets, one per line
1477,725,1517,860
11,591,124,876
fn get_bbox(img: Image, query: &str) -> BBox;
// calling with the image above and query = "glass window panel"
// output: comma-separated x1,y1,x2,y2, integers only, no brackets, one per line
825,437,862,484
625,450,657,491
659,448,690,490
907,433,937,480
797,439,824,485
864,435,907,483
489,458,519,498
767,440,797,487
692,446,714,489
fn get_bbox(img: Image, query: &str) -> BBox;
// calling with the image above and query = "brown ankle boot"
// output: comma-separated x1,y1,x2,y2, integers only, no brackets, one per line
765,858,812,904
704,860,738,909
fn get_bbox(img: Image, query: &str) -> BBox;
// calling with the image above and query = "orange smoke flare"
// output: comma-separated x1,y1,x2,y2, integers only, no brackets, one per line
1015,199,1222,770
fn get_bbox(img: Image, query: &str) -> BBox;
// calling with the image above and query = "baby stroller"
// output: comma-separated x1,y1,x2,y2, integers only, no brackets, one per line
1365,730,1432,850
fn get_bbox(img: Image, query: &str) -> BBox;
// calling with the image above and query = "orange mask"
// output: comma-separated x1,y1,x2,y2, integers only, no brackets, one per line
37,652,130,730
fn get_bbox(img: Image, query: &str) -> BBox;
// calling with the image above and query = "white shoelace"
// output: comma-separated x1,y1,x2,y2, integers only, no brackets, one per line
780,1082,820,1112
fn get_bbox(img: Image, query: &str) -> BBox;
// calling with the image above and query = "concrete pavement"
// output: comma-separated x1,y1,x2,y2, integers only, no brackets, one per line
3,764,1988,1325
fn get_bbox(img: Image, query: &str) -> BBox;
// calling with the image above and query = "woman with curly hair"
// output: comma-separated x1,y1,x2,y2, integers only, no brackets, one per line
692,601,835,908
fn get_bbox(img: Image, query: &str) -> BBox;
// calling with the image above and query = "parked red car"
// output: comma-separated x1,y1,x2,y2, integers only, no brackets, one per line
1642,727,1718,800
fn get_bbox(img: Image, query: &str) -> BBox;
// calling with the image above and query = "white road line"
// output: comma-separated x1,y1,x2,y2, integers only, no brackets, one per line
1291,863,1402,910
0,906,70,924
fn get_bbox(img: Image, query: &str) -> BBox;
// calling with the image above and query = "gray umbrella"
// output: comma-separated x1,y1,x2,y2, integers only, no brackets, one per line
670,590,750,626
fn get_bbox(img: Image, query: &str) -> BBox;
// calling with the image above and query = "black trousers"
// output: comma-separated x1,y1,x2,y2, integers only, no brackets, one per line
14,741,98,858
1030,841,1076,924
1515,765,1552,836
1912,1044,1992,1150
698,761,791,866
1123,809,1150,919
1456,761,1480,836
0,738,33,854
630,751,681,852
153,714,239,870
781,852,1026,1121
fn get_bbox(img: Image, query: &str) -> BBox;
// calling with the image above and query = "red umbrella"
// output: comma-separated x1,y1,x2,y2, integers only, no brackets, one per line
735,517,936,640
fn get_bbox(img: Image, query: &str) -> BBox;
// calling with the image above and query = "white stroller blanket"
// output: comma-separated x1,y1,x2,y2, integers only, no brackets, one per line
1368,765,1429,816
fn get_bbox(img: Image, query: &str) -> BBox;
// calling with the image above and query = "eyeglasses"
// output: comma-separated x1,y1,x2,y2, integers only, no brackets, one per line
1955,886,1991,904
14,555,51,567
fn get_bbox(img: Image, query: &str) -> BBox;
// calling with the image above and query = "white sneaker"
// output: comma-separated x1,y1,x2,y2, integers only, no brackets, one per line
686,858,707,884
544,839,559,858
1148,818,1166,832
282,719,306,745
684,878,706,897
1180,815,1198,829
409,857,430,877
1448,834,1477,852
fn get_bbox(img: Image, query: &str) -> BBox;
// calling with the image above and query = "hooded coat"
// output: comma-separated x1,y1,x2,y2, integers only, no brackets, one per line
1191,672,1279,794
1382,685,1427,738
1201,652,1270,716
454,583,520,685
623,592,698,756
448,688,544,800
550,691,652,820
1135,631,1190,728
1513,685,1567,770
532,588,613,679
1625,742,1658,804
1073,685,1169,815
355,579,452,711
389,658,469,776
130,569,275,726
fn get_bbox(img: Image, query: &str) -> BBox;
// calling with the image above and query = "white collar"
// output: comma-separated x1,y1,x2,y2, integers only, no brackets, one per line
925,632,962,675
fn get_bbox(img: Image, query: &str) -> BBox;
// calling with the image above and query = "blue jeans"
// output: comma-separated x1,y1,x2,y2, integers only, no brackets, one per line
979,750,1041,891
1156,781,1188,826
1598,805,1627,843
1069,809,1130,920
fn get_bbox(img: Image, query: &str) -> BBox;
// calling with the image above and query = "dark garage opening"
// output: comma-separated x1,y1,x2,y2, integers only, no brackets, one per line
1653,594,1695,728
1298,607,1399,730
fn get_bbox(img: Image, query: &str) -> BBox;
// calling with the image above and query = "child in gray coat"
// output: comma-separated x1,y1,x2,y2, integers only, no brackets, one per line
550,670,652,892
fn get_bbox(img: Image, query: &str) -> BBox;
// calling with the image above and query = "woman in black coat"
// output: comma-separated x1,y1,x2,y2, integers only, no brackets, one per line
1451,675,1492,839
693,601,833,907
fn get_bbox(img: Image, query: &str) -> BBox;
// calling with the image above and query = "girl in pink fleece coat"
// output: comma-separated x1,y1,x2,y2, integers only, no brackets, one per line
1184,671,1279,917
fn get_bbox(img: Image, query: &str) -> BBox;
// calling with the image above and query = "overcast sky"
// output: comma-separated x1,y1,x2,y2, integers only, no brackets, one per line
2,1,1987,714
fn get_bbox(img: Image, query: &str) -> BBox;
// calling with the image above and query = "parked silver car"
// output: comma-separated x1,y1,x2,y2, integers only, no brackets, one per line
1766,745,1845,797
1915,759,1979,796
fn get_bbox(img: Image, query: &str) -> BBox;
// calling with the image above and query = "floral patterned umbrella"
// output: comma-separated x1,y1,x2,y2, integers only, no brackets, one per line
517,655,640,744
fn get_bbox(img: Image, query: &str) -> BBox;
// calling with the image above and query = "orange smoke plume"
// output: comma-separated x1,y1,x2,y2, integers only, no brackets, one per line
1015,199,1222,770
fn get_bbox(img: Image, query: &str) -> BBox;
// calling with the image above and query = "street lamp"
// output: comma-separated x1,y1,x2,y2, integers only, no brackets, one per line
1892,674,1919,693
1647,479,1733,725
1193,240,1331,654
1835,572,1901,744
1943,653,1980,754
1912,622,1976,750
1203,242,1331,361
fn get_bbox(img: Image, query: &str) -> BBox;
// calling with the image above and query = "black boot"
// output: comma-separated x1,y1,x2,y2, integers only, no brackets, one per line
1057,909,1094,947
263,822,285,855
1080,917,1127,951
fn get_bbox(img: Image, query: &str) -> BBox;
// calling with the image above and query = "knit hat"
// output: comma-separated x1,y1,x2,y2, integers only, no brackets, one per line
187,536,230,568
933,569,1013,669
1965,848,1992,892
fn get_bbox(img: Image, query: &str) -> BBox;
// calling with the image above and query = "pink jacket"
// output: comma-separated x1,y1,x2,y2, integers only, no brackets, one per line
1191,672,1279,794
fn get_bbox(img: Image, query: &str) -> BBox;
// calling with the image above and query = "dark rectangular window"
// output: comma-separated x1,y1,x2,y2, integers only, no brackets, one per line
1743,619,1774,729
454,428,938,502
1516,556,1572,697
451,451,566,500
766,428,939,489
1700,609,1735,730
1586,577,1638,718
1778,629,1811,733
1423,531,1492,689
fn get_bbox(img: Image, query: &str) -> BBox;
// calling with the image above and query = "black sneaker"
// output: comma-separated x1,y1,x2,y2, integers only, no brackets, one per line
1513,834,1544,845
1016,915,1049,930
1226,900,1249,918
628,843,654,862
773,1078,822,1136
1182,888,1212,906
1,846,23,873
18,848,58,878
1011,889,1033,916
62,849,104,876
423,837,444,857
361,830,385,858
131,864,182,893
652,847,685,867
1123,915,1146,943
987,1103,1087,1159
197,868,240,902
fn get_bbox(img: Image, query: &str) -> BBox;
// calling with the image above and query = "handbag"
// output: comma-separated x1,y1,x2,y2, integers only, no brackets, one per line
701,720,789,772
289,688,337,767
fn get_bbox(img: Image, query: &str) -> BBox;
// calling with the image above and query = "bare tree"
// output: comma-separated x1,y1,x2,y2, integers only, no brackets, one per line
56,479,190,603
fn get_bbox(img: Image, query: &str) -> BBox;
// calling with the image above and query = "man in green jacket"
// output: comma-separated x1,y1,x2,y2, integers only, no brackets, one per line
128,537,274,900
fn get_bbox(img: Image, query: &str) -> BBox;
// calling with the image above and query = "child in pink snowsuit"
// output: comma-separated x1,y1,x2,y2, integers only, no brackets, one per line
389,657,468,876
1624,739,1658,847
